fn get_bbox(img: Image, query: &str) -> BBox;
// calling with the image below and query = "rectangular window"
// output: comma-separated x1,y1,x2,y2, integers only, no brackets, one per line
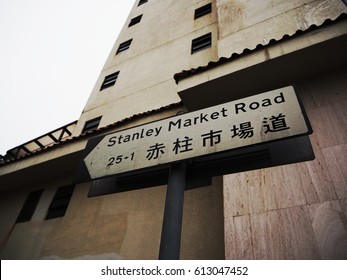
16,189,43,223
100,71,119,91
191,33,212,54
46,185,74,220
138,0,148,6
129,14,143,27
194,3,212,19
116,39,133,54
82,116,101,133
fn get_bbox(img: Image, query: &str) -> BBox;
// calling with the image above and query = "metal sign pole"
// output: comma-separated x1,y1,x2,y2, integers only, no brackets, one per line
159,161,187,260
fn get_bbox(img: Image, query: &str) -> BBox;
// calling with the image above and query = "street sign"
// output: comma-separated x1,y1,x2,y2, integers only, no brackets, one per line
82,86,311,180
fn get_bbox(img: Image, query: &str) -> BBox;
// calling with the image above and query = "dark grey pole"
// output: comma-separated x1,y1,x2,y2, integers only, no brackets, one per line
159,161,186,260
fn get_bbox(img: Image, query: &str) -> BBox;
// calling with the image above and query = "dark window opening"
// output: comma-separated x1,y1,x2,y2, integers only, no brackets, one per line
46,185,74,220
342,0,347,5
116,39,133,54
194,3,212,19
129,15,143,27
82,116,101,133
16,189,43,223
100,71,119,91
138,0,148,6
191,33,212,54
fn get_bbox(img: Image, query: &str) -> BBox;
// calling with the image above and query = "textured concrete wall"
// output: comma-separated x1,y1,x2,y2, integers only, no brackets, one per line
1,177,224,259
216,0,347,57
75,0,219,135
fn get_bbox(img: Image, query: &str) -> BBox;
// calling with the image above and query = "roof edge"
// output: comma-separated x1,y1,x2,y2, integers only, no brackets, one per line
174,12,347,83
0,102,183,166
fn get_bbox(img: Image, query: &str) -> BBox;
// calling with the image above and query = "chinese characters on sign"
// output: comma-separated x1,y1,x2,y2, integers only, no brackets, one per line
84,86,310,180
145,113,290,158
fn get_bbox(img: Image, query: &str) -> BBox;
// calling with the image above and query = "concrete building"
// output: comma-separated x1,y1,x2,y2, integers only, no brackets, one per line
1,0,347,259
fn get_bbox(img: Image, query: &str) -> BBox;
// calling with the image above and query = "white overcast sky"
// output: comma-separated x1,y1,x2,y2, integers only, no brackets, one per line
0,0,134,155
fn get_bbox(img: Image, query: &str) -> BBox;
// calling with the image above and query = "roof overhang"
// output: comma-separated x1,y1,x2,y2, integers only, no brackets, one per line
0,150,83,191
177,19,347,111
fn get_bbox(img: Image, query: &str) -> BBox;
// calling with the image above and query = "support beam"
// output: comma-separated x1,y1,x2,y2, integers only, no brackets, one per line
159,162,186,260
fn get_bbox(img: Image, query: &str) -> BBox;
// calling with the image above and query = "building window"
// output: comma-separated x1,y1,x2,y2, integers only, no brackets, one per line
129,15,143,27
82,116,101,133
191,33,212,54
116,39,133,54
342,0,347,5
100,71,119,91
194,3,212,19
138,0,148,6
16,189,43,223
46,185,74,220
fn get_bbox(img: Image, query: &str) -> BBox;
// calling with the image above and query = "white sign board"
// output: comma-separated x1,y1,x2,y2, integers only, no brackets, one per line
84,86,310,179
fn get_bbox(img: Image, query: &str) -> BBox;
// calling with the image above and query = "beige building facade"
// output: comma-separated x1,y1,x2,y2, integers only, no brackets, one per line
1,0,347,259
